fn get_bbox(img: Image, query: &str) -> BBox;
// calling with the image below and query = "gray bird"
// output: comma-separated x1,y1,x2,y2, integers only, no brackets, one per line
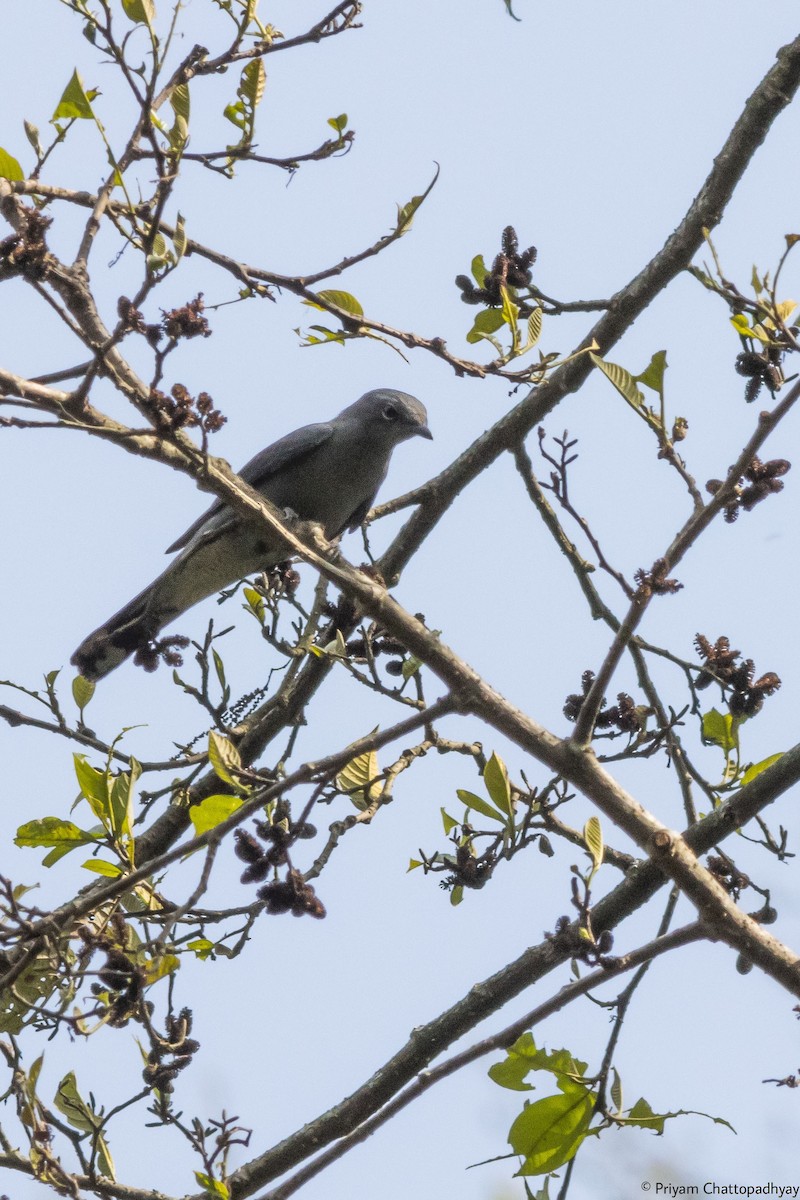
71,388,431,680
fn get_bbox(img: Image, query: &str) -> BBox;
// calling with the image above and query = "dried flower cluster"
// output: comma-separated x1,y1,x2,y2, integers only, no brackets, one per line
161,293,212,341
455,225,537,309
142,1007,200,1094
261,561,301,597
147,382,227,435
706,854,750,900
694,633,781,717
706,456,790,522
563,670,645,733
735,347,785,403
634,558,683,596
134,633,191,674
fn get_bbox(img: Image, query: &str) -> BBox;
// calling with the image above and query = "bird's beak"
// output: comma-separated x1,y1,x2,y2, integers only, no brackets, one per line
415,424,433,440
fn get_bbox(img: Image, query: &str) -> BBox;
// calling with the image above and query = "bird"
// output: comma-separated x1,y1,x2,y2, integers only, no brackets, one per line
71,388,431,680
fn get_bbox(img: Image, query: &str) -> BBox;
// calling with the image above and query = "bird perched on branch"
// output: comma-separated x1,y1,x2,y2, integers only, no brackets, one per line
71,388,431,681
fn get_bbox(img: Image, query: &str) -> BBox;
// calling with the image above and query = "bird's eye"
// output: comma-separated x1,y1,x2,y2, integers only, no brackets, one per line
383,403,399,421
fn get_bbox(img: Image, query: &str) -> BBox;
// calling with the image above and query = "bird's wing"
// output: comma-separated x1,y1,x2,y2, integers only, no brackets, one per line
165,421,335,554
343,489,380,533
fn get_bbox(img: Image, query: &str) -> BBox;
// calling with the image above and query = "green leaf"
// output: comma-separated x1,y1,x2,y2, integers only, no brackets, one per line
188,794,243,836
52,70,96,122
583,816,603,876
440,807,459,835
741,752,784,786
54,1072,115,1178
109,759,140,846
208,731,244,790
54,1072,97,1132
71,674,95,713
500,285,519,338
242,585,266,624
450,884,464,906
730,312,771,344
15,817,98,852
510,1083,595,1176
635,349,668,397
144,952,179,984
610,1068,623,1114
456,788,505,825
483,752,512,818
24,120,42,156
327,113,348,135
304,290,364,319
122,0,155,25
525,307,543,349
396,194,423,234
623,1097,734,1135
589,352,645,410
407,858,423,872
195,1172,230,1200
73,754,110,822
471,254,488,286
0,147,24,181
82,859,123,877
172,213,187,260
401,653,422,681
337,738,381,809
224,59,266,154
489,1034,589,1092
394,166,438,235
241,58,266,108
170,83,190,124
466,307,505,345
187,937,216,960
700,708,741,755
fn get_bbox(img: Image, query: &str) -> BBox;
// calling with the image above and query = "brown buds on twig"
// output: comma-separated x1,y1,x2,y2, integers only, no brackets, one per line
634,558,683,596
706,456,790,522
147,383,226,436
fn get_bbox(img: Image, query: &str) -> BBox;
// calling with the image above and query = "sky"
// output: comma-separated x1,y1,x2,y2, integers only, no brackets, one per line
2,3,800,1199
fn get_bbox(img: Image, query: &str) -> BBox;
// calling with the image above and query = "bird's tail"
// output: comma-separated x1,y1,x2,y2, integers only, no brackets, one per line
71,585,164,681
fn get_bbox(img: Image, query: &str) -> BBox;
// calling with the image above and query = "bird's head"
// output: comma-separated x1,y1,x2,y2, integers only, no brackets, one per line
340,389,432,446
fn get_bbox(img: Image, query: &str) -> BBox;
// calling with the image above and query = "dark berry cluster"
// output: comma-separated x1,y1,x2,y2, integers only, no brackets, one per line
234,819,323,918
261,561,301,596
694,633,780,717
706,456,790,522
117,295,162,346
440,840,495,894
142,1007,200,1094
546,913,617,970
82,915,150,1028
0,207,51,279
706,854,750,900
259,869,326,919
563,670,644,733
133,633,191,674
455,225,537,309
147,382,226,435
735,347,784,403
